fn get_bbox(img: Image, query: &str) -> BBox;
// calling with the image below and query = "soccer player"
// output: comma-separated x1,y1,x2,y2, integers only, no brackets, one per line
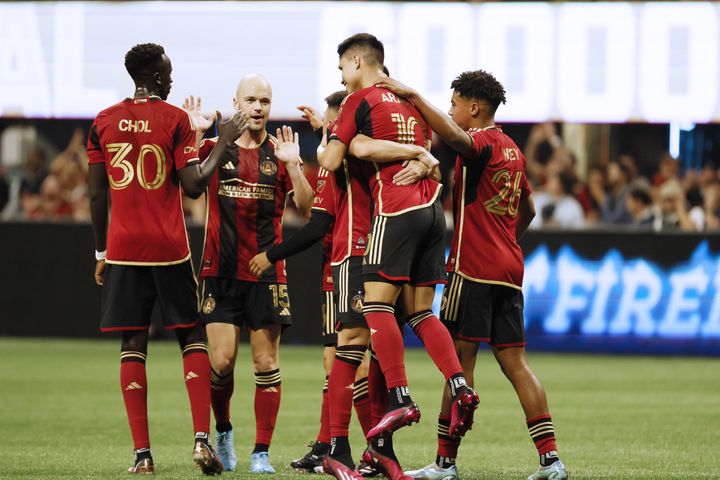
185,74,314,474
376,71,569,480
88,43,247,475
249,91,346,473
319,33,479,480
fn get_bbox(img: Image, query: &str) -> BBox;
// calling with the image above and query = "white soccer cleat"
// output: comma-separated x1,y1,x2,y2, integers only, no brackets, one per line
214,429,237,471
527,461,568,480
405,463,459,480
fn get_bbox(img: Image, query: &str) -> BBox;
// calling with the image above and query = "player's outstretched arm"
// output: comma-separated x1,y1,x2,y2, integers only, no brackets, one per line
375,78,473,157
249,210,333,277
516,193,536,240
89,164,109,285
275,125,313,218
183,96,217,149
178,110,248,199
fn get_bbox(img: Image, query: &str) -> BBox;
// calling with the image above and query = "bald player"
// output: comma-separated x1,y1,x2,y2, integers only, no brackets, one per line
184,74,313,474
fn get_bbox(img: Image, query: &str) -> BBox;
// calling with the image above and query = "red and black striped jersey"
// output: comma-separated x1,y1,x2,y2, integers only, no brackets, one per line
330,85,441,217
199,135,295,283
87,96,199,265
447,127,532,290
331,158,372,265
311,167,336,292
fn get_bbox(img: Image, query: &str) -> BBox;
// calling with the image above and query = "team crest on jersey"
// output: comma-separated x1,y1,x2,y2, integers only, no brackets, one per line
202,296,216,315
261,158,277,176
351,294,364,313
317,180,326,193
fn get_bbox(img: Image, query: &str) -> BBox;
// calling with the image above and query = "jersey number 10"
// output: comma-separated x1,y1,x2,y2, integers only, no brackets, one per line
484,169,522,217
106,142,167,190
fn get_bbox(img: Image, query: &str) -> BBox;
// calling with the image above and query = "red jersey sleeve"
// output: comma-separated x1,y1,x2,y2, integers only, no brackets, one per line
329,92,367,145
312,169,335,215
465,129,493,160
198,137,216,161
173,112,200,170
86,121,105,165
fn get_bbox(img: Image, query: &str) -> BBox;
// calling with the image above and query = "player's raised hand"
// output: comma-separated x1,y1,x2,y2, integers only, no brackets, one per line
297,105,323,131
182,95,216,132
374,77,416,100
94,259,106,286
274,126,301,166
249,252,273,277
216,110,249,144
393,160,430,186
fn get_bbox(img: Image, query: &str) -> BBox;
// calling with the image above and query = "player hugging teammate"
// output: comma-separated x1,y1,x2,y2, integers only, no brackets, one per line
90,37,567,480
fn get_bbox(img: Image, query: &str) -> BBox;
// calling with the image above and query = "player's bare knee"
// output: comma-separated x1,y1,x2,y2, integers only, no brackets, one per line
253,352,278,372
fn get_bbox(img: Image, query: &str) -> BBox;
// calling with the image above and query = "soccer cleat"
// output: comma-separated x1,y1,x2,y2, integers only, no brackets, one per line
362,445,411,480
193,441,223,475
527,461,568,480
405,463,459,480
449,388,479,438
215,429,237,471
128,457,154,475
290,441,327,473
322,455,364,480
250,452,276,474
357,456,382,478
366,403,421,440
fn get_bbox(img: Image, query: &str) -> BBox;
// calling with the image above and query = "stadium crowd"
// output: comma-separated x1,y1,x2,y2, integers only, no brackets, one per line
0,121,717,231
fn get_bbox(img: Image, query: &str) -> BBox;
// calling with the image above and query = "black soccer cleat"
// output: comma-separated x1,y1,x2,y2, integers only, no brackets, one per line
290,441,329,473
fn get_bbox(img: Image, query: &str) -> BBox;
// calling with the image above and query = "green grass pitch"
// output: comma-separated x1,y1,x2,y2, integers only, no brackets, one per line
1,337,718,479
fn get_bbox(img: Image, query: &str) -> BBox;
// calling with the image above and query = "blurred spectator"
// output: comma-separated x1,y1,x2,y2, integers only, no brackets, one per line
37,174,73,220
704,180,720,231
653,179,696,232
0,166,9,212
48,129,90,221
576,165,603,224
625,184,655,228
651,152,679,186
599,160,632,225
20,147,49,218
531,171,584,229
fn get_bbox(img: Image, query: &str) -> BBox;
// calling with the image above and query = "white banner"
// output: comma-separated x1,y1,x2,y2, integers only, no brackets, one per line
0,1,717,122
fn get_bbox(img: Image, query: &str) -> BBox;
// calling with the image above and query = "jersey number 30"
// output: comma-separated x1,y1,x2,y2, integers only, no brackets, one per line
107,142,167,190
484,169,522,217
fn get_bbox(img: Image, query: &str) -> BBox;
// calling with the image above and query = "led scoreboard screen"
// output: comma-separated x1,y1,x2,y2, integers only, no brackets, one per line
415,234,720,356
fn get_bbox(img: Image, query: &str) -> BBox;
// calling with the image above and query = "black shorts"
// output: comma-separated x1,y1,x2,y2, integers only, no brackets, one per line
363,200,447,286
332,256,366,328
100,261,199,332
322,290,338,346
440,273,525,347
199,277,292,330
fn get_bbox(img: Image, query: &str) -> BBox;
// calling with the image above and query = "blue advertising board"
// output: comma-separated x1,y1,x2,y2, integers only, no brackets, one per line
409,234,720,356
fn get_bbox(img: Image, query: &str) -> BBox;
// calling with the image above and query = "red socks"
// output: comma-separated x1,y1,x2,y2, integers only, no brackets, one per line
182,343,211,434
120,351,150,450
352,376,372,437
362,303,407,388
328,345,366,437
408,311,462,381
210,368,234,431
436,414,460,461
317,376,331,444
254,369,282,446
527,414,558,455
367,352,388,426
